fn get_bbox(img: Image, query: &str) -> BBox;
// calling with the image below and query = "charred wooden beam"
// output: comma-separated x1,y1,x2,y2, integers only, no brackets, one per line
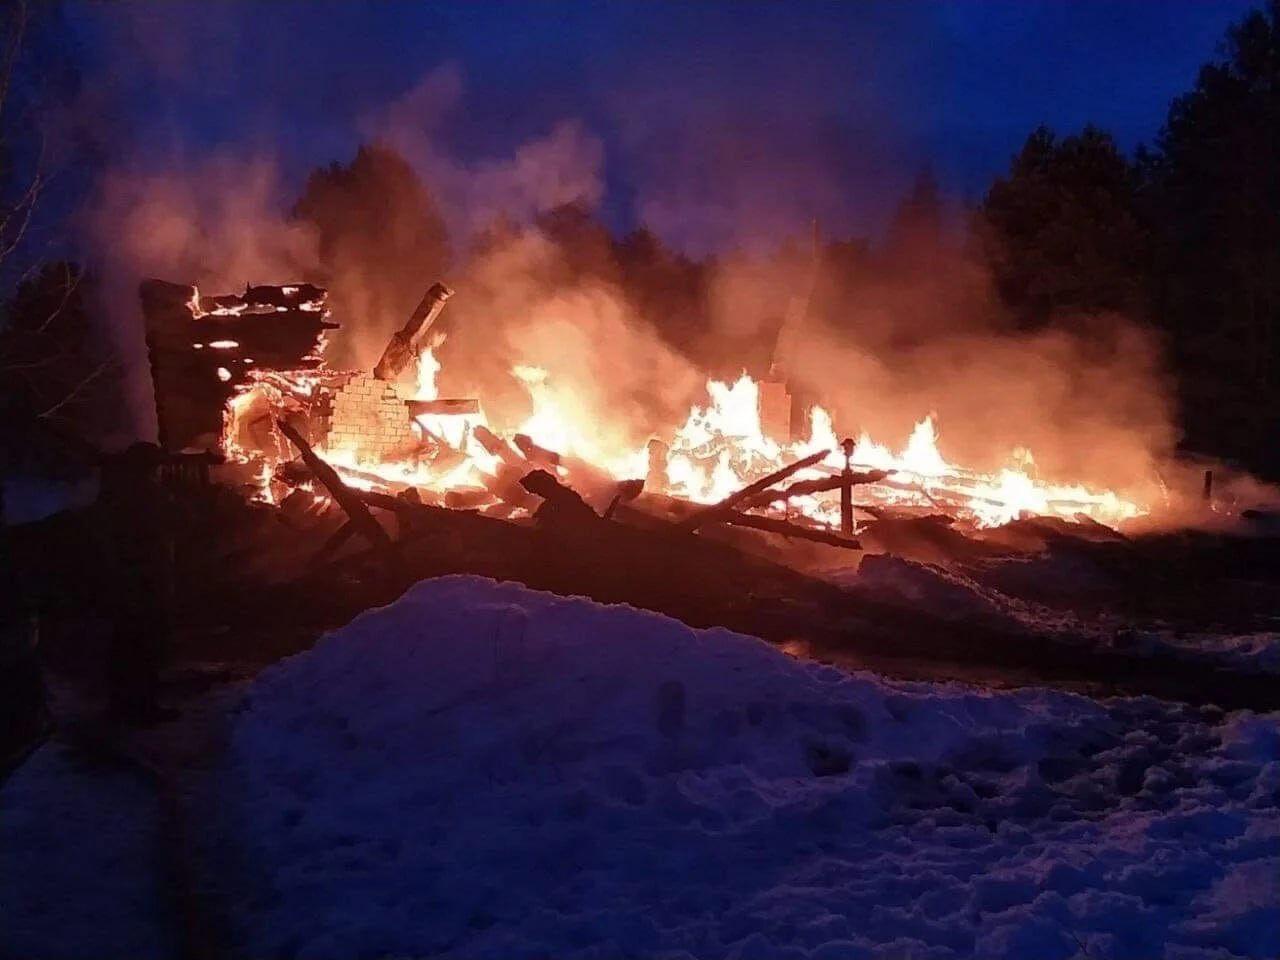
276,418,394,555
678,449,830,531
513,433,562,468
715,511,862,550
444,487,496,511
372,282,453,381
482,465,541,511
473,424,528,471
404,398,480,417
740,469,891,511
840,437,855,535
313,520,358,565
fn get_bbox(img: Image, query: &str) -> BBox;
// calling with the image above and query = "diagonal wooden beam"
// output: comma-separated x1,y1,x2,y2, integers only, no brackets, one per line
677,448,830,532
276,418,394,555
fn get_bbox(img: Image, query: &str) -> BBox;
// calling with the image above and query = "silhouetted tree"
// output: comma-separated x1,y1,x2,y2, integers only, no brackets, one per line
1145,1,1280,469
616,226,710,360
1,4,111,479
886,167,946,262
976,126,1148,329
0,263,117,476
292,143,450,367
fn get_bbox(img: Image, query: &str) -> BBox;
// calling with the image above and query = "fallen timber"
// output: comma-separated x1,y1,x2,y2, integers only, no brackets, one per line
276,418,395,556
372,282,453,381
716,510,861,549
678,449,830,531
740,469,891,511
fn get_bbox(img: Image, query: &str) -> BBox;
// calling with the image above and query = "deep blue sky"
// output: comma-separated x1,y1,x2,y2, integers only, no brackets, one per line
65,0,1257,252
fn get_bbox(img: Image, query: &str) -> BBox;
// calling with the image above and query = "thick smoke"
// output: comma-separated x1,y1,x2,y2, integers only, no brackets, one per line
701,243,1176,497
84,156,318,441
434,230,702,461
363,64,605,245
72,12,1180,508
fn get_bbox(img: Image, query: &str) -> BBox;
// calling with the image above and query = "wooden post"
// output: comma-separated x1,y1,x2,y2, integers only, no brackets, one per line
840,437,855,535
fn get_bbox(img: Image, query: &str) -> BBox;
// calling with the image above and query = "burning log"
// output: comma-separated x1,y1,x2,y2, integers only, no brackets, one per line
716,511,862,550
404,398,479,417
313,520,359,565
678,449,830,531
482,465,541,512
372,282,453,381
513,433,562,468
512,433,631,512
276,418,394,555
473,424,528,471
444,487,496,511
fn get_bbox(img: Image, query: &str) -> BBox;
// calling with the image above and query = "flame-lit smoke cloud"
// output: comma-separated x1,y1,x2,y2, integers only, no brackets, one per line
83,156,318,440
363,64,605,244
434,229,702,461
69,2,1181,506
703,242,1176,496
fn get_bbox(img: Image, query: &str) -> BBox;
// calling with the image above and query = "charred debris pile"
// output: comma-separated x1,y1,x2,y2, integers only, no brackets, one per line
131,276,1280,708
140,276,1125,568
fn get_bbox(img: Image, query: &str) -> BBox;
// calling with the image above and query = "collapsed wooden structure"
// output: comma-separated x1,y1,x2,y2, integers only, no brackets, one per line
137,274,1148,594
140,280,336,453
140,276,950,565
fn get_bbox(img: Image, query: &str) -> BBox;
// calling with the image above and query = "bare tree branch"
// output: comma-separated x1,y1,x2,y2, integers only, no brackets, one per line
0,0,28,127
37,356,118,421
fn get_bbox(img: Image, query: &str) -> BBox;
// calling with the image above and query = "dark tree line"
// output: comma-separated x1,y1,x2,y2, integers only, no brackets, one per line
979,2,1280,474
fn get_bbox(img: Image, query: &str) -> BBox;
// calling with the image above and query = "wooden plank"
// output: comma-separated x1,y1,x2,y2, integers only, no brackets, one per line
372,282,453,381
404,398,480,417
276,418,394,555
716,511,862,550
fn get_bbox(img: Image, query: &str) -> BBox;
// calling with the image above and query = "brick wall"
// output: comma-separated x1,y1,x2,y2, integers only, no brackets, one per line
323,374,418,462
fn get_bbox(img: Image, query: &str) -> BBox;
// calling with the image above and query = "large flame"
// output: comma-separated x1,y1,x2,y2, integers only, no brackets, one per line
222,344,1147,529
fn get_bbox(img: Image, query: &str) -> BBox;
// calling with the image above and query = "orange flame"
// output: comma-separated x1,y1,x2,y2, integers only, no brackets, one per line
220,347,1147,530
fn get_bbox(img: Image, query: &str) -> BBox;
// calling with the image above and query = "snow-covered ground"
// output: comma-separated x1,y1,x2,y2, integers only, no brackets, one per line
220,575,1280,959
0,745,173,960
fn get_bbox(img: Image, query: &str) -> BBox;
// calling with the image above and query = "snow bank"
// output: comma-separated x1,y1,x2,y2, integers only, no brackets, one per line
224,576,1280,959
0,745,173,960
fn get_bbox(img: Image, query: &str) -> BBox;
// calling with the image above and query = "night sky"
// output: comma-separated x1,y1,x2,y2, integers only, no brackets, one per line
66,0,1257,253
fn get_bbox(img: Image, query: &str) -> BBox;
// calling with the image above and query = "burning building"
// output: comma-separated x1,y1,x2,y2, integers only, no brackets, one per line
140,275,1150,557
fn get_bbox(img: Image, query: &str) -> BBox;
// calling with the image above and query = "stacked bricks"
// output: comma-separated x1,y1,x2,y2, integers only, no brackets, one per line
323,374,418,462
